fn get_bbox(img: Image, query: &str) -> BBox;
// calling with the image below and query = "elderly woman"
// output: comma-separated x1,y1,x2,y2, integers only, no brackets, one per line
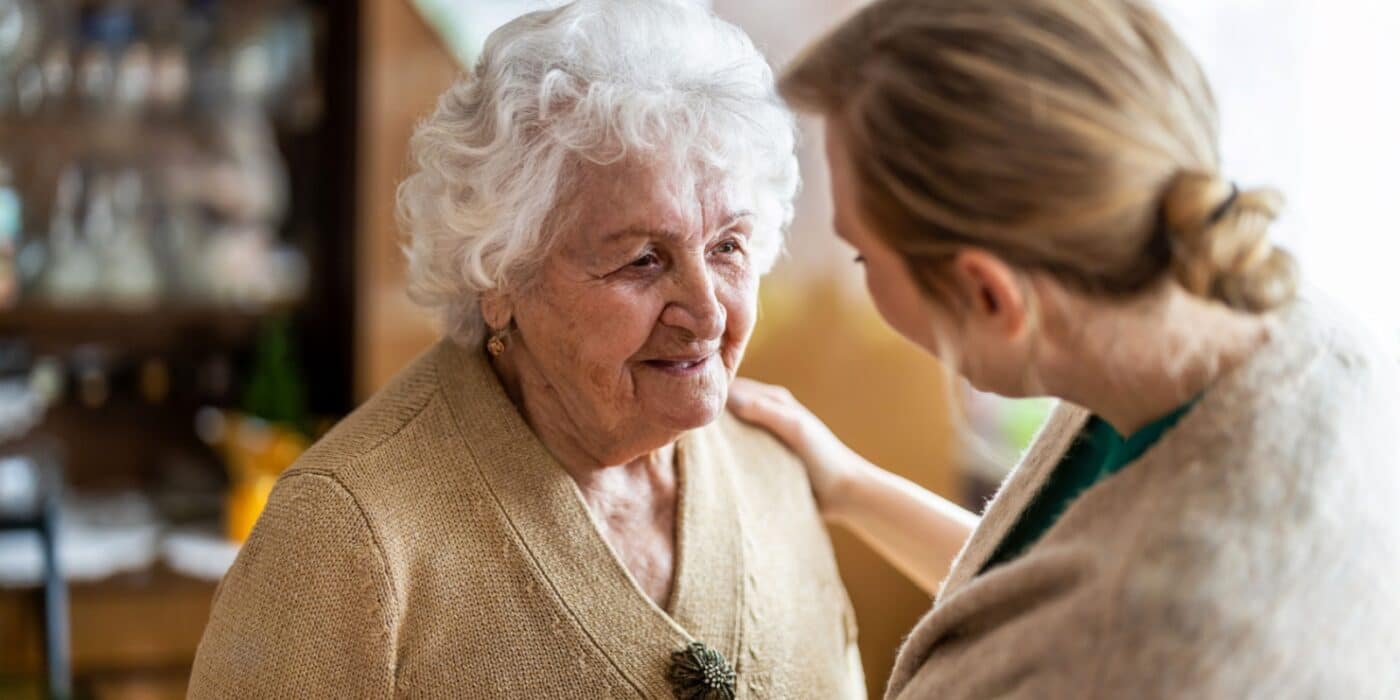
188,1,863,698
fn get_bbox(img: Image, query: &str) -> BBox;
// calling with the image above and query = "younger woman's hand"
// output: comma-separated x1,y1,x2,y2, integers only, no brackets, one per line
727,377,867,517
729,377,977,595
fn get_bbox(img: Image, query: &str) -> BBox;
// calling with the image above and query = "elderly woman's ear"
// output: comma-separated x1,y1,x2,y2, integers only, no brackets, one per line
480,293,513,334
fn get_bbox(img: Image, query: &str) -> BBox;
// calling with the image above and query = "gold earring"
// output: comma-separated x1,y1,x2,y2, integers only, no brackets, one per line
487,330,507,357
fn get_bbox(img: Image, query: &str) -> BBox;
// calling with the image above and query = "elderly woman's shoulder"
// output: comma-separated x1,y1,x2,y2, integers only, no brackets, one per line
713,407,799,454
709,409,813,486
297,353,445,470
275,346,463,520
192,355,459,697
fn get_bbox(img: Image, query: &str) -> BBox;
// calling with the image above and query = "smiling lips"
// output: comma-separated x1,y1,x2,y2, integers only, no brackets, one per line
642,354,714,376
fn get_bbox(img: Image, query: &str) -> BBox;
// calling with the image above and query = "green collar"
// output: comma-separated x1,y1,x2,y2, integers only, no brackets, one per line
980,399,1197,573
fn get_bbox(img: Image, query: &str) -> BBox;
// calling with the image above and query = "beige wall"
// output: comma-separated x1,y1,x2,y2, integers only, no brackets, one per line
355,0,449,399
355,3,959,696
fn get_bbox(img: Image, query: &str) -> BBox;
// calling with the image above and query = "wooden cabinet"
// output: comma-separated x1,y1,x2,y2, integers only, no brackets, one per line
0,568,215,699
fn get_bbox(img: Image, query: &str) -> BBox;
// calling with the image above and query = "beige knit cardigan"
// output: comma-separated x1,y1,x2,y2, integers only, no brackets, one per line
887,296,1400,699
189,340,864,699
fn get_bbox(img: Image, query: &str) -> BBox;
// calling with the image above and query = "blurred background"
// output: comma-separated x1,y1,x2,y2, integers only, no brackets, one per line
0,0,1395,698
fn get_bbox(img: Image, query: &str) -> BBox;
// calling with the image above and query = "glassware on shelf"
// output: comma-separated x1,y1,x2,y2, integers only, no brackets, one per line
11,61,40,113
138,357,169,405
75,46,113,112
155,194,207,300
0,0,42,115
148,42,188,113
0,161,20,309
102,168,160,308
2,0,320,314
71,344,110,410
0,1,37,66
40,164,99,305
201,223,306,308
80,6,137,113
37,41,72,111
31,0,77,114
112,40,151,114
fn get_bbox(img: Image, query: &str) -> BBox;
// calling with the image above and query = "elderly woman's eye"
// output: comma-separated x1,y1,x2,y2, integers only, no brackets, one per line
629,252,661,268
715,239,744,255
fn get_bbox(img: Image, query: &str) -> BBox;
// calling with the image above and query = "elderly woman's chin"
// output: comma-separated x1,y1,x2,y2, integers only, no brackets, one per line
633,353,734,433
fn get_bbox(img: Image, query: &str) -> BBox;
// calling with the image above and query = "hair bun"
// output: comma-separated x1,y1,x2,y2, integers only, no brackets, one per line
1162,171,1298,312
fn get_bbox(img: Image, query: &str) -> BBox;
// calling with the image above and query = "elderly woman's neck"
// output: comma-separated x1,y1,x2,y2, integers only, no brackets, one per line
490,349,680,484
1039,286,1271,436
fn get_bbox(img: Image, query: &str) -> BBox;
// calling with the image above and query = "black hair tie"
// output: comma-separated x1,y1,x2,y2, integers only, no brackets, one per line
1208,183,1240,224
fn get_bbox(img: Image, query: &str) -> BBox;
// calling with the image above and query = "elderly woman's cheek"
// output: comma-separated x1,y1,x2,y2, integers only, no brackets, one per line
720,268,760,370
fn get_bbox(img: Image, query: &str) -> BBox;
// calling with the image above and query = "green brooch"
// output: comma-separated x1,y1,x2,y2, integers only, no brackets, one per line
667,641,736,700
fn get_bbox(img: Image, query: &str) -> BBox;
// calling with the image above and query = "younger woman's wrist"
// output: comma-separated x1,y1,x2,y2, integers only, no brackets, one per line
820,451,876,527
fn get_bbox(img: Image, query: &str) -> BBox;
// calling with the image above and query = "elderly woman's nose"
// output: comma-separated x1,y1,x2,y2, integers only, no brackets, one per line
661,263,727,340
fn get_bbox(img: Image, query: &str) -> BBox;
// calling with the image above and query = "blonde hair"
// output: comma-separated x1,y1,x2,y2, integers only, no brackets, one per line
782,0,1297,314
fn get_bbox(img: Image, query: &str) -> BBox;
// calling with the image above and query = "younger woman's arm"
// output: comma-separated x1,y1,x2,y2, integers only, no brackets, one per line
728,378,977,596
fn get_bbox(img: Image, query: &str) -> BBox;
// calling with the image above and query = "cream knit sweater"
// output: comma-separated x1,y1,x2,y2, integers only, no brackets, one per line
888,296,1400,699
190,341,864,699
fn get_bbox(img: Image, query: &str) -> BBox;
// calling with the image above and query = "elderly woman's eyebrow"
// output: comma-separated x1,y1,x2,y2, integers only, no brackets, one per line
717,211,756,233
602,212,756,244
601,226,680,244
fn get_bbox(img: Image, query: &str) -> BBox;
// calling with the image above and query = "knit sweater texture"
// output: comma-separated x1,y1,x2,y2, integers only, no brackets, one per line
888,296,1400,699
190,340,864,699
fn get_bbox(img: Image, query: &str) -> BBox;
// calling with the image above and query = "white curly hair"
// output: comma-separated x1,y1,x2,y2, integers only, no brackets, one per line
397,0,800,346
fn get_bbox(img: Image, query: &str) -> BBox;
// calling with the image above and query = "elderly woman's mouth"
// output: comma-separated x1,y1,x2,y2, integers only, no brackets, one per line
641,354,715,376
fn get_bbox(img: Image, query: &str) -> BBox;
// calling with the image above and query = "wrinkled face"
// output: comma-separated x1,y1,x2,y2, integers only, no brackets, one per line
507,156,760,452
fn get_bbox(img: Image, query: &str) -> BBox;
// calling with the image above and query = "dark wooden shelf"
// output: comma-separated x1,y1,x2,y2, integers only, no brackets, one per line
0,563,217,677
1,303,296,353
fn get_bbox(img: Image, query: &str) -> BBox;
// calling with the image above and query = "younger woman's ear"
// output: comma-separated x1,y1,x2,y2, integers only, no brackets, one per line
480,292,513,332
950,249,1028,337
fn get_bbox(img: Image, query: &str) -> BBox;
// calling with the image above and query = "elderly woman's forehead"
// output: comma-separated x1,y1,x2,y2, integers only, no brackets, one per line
565,158,754,231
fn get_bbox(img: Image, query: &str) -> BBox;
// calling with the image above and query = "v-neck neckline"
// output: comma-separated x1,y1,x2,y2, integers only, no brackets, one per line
573,435,692,619
434,341,746,696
